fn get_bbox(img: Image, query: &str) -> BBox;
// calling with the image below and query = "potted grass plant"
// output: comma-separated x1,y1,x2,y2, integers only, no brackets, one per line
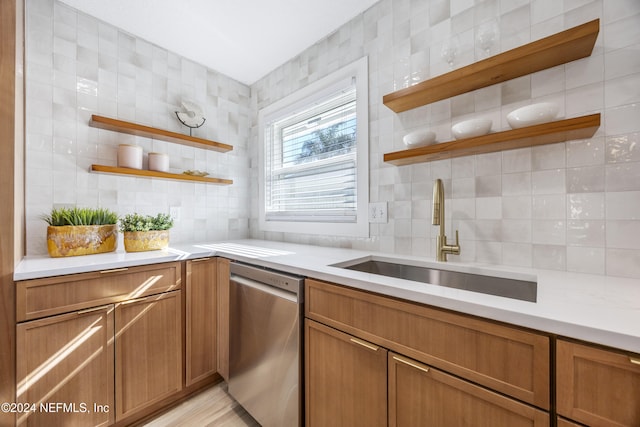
119,213,174,252
43,207,119,257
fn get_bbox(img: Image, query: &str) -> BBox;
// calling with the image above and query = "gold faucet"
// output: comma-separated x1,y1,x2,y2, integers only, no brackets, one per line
432,178,460,262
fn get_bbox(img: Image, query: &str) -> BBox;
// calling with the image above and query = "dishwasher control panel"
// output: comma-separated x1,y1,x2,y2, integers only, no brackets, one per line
230,262,304,295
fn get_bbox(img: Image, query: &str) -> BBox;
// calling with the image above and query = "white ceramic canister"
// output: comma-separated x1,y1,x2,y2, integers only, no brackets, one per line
148,152,170,172
117,144,143,169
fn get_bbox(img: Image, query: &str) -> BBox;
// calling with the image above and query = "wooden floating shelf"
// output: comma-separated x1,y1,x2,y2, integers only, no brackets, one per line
89,115,233,152
384,114,600,166
90,164,233,185
383,19,600,113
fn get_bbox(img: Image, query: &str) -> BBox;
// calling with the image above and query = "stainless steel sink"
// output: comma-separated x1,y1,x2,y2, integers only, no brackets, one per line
338,259,537,302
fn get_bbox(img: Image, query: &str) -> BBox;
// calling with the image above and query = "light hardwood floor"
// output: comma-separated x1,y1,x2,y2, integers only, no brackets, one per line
142,382,260,427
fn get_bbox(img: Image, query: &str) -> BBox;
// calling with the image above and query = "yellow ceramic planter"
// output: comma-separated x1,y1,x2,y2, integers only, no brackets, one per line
123,230,170,252
47,224,118,257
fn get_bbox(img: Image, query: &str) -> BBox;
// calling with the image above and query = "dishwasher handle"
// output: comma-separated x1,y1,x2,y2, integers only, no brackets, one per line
230,262,303,296
230,274,299,303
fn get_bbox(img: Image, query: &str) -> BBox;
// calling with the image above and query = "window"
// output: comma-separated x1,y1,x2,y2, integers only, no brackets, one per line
259,57,369,237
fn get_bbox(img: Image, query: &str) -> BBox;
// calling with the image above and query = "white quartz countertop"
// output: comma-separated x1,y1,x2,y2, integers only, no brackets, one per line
14,239,640,354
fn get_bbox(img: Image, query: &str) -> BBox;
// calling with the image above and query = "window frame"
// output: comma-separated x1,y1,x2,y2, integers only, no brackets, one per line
258,56,369,237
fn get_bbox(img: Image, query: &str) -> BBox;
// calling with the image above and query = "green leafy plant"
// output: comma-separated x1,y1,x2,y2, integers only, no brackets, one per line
119,213,174,232
42,207,118,226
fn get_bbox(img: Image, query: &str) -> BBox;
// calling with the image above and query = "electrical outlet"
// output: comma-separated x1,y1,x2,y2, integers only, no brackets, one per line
368,202,388,223
170,206,181,222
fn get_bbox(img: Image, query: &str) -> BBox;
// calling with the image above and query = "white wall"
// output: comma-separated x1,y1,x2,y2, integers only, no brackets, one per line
24,0,252,255
250,0,640,279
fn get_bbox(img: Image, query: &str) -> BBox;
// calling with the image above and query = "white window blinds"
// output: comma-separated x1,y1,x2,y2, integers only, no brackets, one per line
264,81,357,222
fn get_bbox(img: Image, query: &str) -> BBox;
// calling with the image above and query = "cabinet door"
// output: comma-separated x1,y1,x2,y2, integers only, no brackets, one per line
16,305,114,427
557,339,640,427
115,291,182,421
306,278,550,408
389,352,549,427
185,258,217,386
216,257,230,381
305,319,387,427
557,417,583,427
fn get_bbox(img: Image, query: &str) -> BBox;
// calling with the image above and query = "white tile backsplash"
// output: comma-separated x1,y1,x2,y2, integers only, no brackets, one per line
532,142,566,170
567,246,605,274
567,165,605,192
567,192,605,219
605,162,640,191
502,172,532,195
26,0,640,279
533,220,566,245
606,220,640,250
606,191,640,220
532,169,566,194
607,248,640,278
25,0,251,253
252,0,640,277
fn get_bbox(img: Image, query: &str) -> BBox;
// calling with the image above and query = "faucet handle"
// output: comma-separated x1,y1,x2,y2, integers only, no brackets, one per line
452,230,461,255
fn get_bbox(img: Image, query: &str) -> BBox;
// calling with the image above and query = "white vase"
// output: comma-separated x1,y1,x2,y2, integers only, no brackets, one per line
148,152,169,172
117,144,143,169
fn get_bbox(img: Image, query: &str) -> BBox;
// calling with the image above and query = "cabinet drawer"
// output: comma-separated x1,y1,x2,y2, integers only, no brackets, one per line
306,278,550,409
557,339,640,427
557,417,583,427
389,352,549,427
16,262,182,321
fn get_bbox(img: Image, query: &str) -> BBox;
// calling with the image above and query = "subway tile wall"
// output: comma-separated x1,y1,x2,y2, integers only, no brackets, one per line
250,0,640,278
24,0,252,255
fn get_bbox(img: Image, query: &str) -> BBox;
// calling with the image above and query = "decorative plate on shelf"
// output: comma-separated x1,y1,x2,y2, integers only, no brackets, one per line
183,170,209,177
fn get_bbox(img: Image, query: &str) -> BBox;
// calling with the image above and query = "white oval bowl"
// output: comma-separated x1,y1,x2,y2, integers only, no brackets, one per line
403,129,437,148
507,102,559,129
451,118,492,139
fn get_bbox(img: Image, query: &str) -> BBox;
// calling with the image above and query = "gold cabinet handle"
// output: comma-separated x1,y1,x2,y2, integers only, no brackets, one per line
99,267,129,274
190,257,211,262
393,355,430,374
77,305,111,315
349,337,379,352
630,356,640,366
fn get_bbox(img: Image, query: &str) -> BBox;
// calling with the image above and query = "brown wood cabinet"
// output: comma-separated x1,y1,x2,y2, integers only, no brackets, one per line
15,262,184,426
115,290,182,421
216,258,230,381
16,305,114,427
305,278,550,409
185,258,217,386
305,278,551,426
13,259,229,426
16,262,182,322
305,319,388,427
389,352,549,427
556,339,640,427
557,417,583,427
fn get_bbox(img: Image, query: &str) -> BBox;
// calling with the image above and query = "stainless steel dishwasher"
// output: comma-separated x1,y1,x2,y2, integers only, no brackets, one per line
228,262,304,427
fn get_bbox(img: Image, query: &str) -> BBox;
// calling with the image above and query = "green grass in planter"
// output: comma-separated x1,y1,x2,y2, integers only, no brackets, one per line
42,207,118,226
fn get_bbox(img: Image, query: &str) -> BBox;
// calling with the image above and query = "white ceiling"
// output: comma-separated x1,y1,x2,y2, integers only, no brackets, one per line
59,0,379,85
